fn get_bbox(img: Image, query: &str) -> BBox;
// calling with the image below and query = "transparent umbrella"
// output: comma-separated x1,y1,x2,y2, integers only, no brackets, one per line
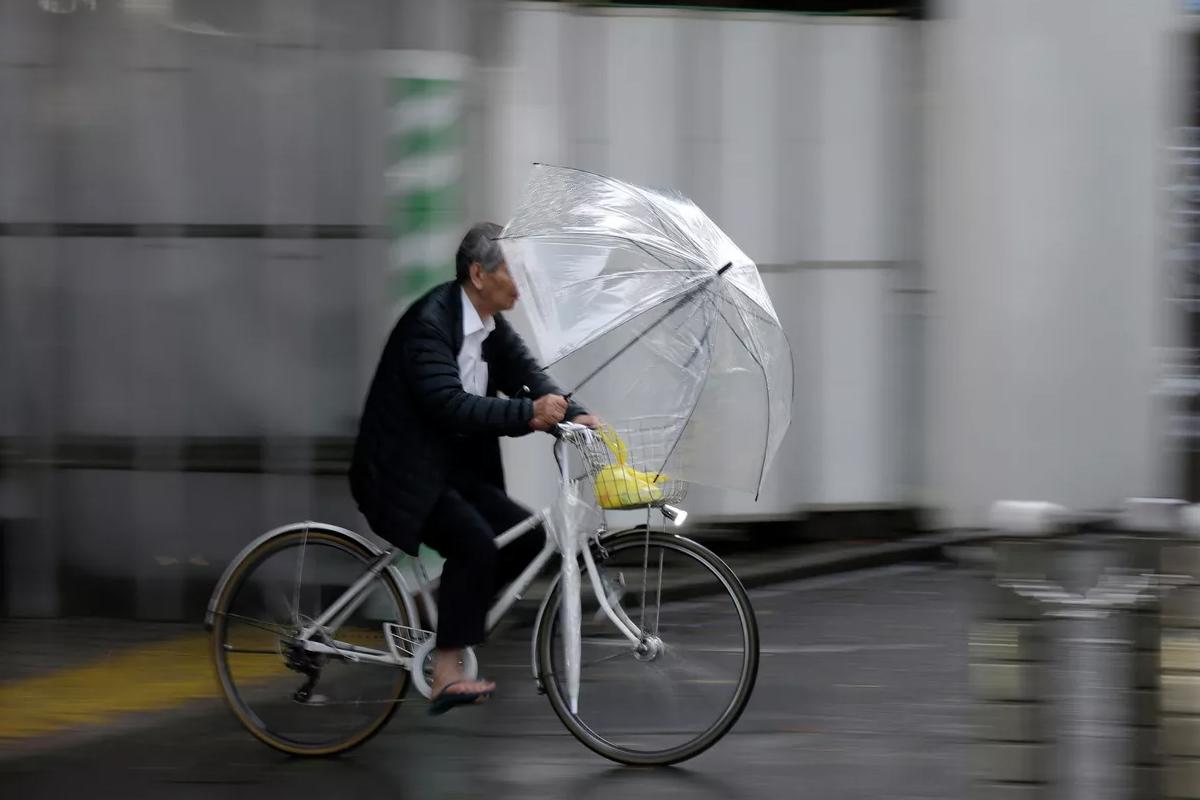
499,164,793,497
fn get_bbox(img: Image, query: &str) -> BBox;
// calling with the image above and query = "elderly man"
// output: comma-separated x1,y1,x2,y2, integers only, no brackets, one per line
350,222,596,714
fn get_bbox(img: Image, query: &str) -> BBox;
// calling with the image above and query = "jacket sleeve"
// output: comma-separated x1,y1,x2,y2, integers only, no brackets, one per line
491,316,589,421
404,320,535,436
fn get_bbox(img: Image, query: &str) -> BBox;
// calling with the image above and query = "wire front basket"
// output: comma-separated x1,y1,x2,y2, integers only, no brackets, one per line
562,419,688,511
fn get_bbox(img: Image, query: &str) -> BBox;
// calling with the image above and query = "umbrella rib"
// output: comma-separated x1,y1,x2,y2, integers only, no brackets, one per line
655,346,715,483
561,276,716,393
722,282,781,328
496,229,710,354
715,294,768,366
717,289,790,494
726,289,796,496
714,304,764,371
682,293,718,371
495,230,709,273
634,287,724,479
554,269,687,292
717,287,783,494
628,285,718,374
631,293,720,453
599,290,719,439
713,301,772,497
540,273,712,371
527,163,703,264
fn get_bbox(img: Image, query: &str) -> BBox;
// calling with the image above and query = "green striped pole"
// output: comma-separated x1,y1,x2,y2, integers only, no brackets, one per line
383,50,469,313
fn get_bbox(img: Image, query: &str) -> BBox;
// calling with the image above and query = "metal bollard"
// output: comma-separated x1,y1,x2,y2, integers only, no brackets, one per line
969,502,1064,799
1120,499,1184,800
1161,503,1200,799
975,499,1200,798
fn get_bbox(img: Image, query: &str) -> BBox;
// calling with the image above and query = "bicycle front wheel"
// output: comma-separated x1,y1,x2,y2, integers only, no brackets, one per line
535,528,759,765
210,528,412,757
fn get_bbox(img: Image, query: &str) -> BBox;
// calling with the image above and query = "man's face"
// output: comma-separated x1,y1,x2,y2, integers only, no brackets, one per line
472,261,519,313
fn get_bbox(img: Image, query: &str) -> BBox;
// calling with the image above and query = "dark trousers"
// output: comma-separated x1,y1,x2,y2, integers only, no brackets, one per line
419,478,545,649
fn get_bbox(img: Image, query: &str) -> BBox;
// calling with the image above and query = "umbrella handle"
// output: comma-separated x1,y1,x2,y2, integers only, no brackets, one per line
517,384,572,402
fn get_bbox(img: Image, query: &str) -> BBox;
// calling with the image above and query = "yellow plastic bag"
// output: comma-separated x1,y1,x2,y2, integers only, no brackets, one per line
593,426,669,509
597,427,667,486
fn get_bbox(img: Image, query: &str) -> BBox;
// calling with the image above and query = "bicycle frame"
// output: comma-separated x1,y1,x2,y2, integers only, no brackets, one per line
211,430,651,711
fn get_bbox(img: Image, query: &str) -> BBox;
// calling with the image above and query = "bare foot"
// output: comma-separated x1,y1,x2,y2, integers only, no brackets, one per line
430,647,495,699
430,677,496,699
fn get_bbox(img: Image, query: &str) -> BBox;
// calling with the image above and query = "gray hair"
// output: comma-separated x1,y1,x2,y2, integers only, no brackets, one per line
455,222,505,284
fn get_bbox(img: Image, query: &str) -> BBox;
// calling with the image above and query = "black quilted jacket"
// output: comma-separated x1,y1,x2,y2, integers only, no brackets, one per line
349,281,585,554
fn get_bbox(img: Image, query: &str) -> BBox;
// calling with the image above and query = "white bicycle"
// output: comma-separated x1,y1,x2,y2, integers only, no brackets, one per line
206,421,759,766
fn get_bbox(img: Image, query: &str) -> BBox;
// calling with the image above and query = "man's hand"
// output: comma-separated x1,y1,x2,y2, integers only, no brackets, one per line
570,414,601,429
529,394,569,432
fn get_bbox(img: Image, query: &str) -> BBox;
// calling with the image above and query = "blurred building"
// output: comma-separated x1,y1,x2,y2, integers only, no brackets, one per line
0,0,1193,618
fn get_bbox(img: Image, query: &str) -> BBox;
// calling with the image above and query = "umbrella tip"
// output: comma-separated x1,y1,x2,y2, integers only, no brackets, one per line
717,262,733,276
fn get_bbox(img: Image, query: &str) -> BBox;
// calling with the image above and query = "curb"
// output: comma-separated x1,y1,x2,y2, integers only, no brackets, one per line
730,529,996,590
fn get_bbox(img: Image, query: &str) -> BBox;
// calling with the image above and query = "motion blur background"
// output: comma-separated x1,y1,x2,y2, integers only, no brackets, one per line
0,0,1191,621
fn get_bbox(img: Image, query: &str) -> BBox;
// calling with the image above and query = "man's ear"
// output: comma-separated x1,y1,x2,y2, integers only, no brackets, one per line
469,262,484,290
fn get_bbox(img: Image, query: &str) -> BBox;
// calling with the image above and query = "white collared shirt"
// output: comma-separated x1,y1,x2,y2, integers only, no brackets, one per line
458,287,496,396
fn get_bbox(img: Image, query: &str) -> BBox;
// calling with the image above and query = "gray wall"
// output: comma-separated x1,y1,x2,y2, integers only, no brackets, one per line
924,0,1181,527
0,0,476,617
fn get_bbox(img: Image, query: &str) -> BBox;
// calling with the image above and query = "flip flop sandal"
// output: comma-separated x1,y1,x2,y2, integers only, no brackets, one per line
428,680,494,716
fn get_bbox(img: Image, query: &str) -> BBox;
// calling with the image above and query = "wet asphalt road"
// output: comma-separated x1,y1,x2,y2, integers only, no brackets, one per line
0,564,974,799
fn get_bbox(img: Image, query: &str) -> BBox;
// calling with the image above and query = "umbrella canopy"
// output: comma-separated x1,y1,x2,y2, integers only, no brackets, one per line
499,165,793,497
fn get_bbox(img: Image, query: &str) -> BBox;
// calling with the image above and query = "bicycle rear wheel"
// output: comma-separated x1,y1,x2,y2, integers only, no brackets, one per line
210,528,412,756
535,528,759,765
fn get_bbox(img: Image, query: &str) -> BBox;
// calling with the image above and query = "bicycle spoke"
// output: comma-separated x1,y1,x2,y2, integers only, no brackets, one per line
639,528,650,630
653,548,664,635
288,697,407,708
265,587,297,631
581,650,635,668
291,528,309,627
218,611,295,639
653,652,731,683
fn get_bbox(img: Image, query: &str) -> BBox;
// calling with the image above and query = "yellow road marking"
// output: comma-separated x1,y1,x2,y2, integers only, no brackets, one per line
0,623,406,741
0,632,286,741
0,623,403,741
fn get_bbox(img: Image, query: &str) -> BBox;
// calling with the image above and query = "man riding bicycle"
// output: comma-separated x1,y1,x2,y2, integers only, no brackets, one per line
350,222,597,714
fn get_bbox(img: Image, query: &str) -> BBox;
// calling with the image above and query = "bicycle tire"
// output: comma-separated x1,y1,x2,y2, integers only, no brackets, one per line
210,528,412,757
534,527,759,765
